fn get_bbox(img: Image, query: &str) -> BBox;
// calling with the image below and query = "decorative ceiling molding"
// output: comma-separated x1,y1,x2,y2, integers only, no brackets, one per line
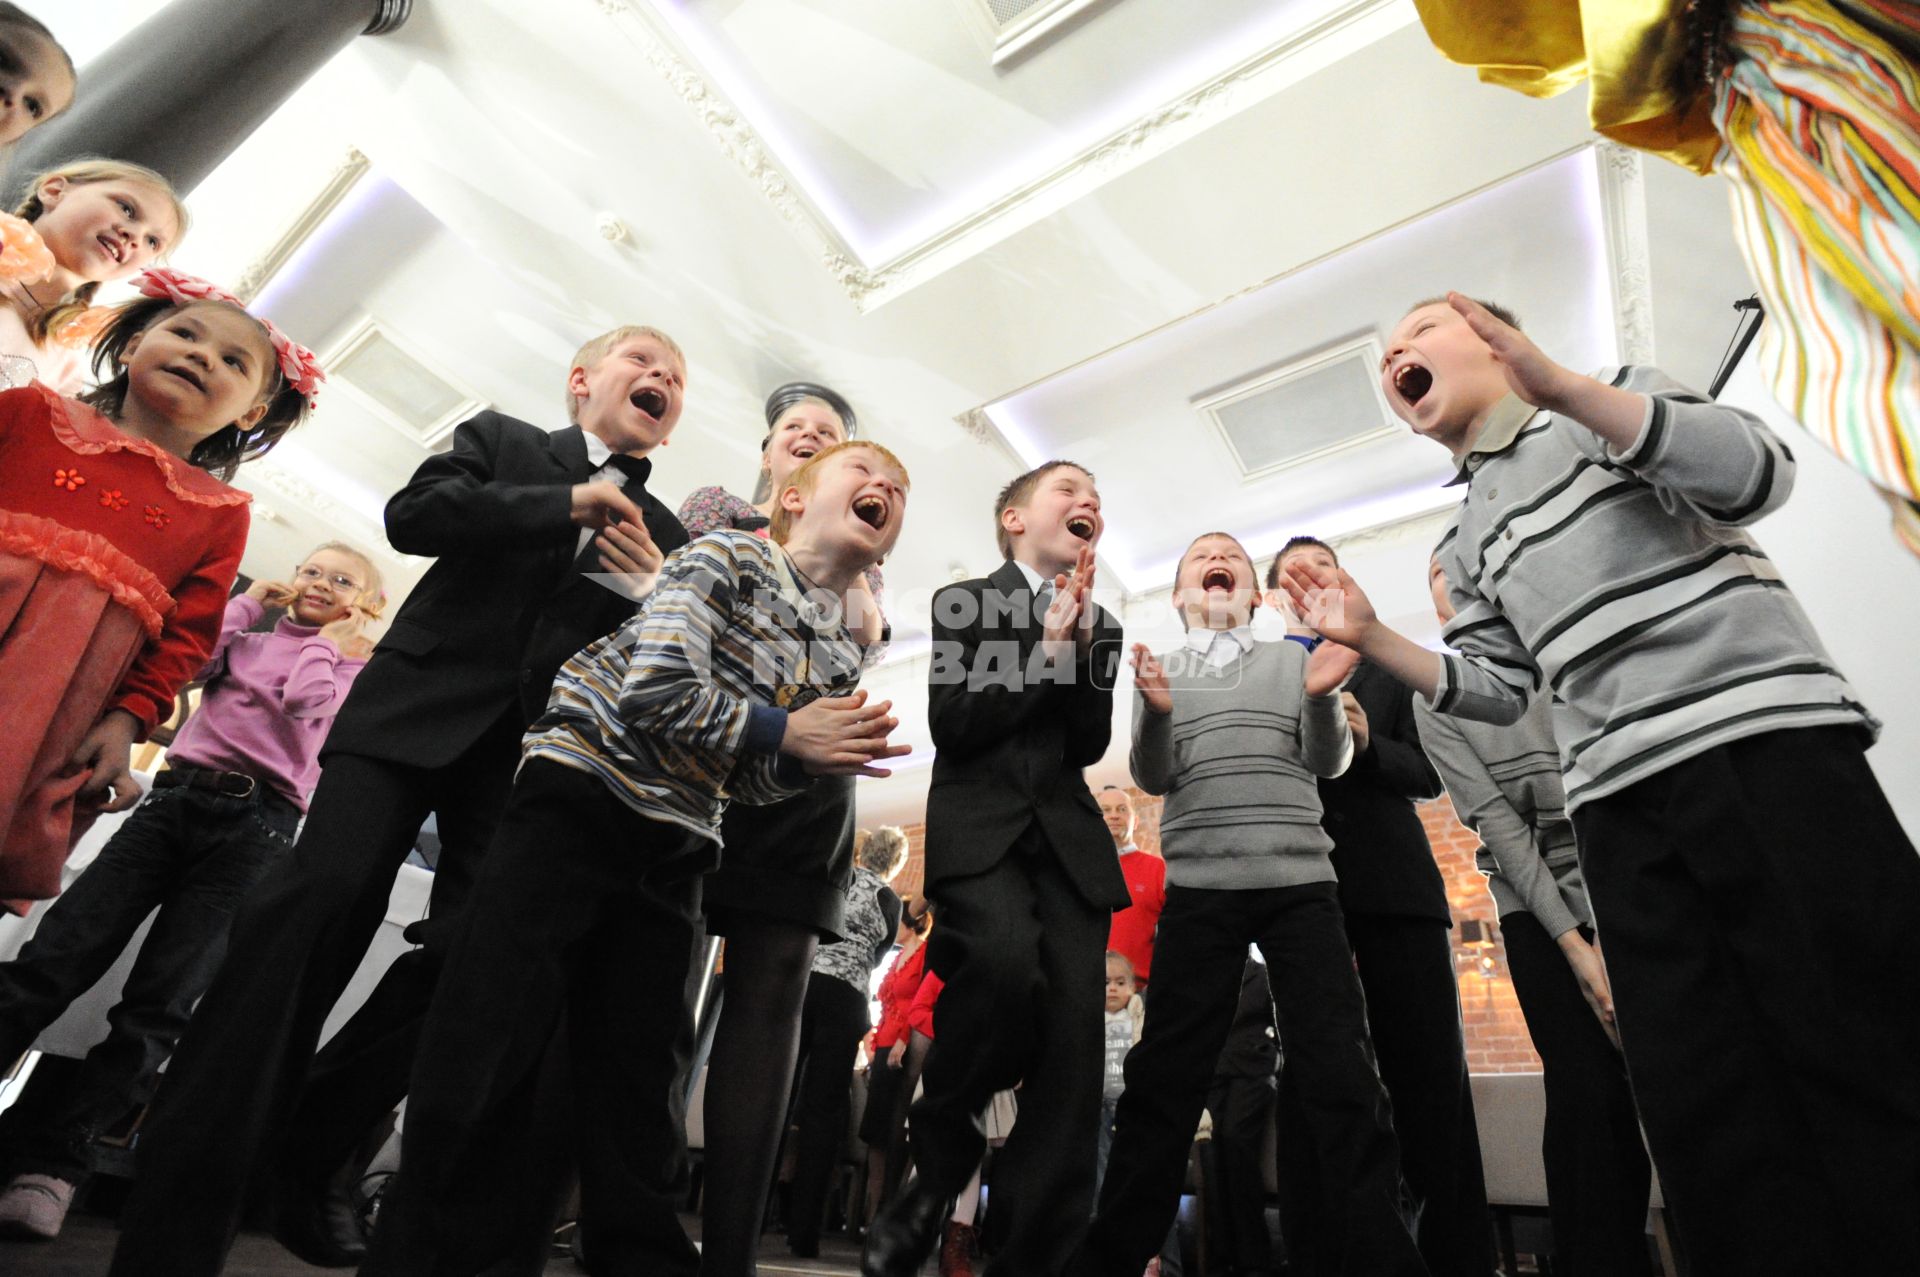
1595,141,1655,364
234,147,372,303
597,0,1411,311
953,406,999,448
984,0,1118,66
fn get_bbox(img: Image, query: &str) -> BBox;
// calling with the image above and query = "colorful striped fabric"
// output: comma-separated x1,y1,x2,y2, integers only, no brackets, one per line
1716,0,1920,513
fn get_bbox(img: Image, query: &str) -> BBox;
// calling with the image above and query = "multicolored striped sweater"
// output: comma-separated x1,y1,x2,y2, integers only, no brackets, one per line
1430,367,1878,812
524,530,884,844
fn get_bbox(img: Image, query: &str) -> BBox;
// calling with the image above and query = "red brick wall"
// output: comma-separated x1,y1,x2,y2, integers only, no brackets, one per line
880,787,1541,1074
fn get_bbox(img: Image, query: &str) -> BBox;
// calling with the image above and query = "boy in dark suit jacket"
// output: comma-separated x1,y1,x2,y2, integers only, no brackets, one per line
110,327,693,1277
1268,536,1492,1277
864,460,1126,1277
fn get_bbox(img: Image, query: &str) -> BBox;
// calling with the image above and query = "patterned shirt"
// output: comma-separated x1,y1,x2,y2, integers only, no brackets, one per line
810,866,900,991
524,530,884,844
1430,368,1876,811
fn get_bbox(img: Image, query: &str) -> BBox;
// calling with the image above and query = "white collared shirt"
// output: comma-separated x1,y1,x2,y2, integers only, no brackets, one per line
576,430,633,556
1185,624,1255,671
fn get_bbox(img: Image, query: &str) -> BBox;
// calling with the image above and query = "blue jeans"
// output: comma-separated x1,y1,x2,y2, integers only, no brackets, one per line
0,781,299,1183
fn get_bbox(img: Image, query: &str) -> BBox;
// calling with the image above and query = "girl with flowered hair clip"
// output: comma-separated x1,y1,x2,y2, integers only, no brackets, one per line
0,266,323,912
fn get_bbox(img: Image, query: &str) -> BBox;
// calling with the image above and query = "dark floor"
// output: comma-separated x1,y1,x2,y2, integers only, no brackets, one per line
0,1212,882,1276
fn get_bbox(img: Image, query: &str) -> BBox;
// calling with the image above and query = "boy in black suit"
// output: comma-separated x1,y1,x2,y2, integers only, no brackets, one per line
864,461,1126,1277
1267,536,1490,1277
110,327,693,1277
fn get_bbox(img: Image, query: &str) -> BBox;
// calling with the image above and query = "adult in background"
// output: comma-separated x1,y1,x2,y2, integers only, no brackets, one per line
786,827,909,1258
1270,537,1492,1277
1099,787,1164,990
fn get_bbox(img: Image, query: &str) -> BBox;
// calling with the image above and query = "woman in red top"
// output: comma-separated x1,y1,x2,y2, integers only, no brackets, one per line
0,269,318,908
859,894,933,1230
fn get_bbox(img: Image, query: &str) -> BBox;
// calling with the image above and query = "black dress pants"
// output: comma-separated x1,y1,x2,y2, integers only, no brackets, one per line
108,715,522,1277
1573,726,1920,1277
1082,882,1424,1277
785,972,872,1251
0,784,299,1185
1204,1072,1277,1275
912,828,1108,1277
360,759,708,1277
1499,913,1651,1277
1286,912,1490,1277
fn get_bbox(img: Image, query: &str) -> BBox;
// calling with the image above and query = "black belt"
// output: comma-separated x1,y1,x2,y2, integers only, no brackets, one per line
154,766,260,800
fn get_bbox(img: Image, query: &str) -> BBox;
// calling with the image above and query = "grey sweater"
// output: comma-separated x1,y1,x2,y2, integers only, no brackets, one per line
1415,692,1590,938
1131,634,1352,891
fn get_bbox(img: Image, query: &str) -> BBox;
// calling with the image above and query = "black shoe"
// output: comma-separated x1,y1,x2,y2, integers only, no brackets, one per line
271,1176,368,1268
861,1176,949,1277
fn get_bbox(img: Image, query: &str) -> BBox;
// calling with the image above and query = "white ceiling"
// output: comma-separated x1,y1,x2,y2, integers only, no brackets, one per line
49,0,1865,830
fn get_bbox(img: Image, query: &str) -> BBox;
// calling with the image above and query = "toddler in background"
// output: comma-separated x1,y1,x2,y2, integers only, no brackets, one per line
0,4,73,146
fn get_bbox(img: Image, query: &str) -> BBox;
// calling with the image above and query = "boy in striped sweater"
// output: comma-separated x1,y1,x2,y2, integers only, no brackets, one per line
1281,293,1920,1277
361,442,911,1276
1069,532,1427,1277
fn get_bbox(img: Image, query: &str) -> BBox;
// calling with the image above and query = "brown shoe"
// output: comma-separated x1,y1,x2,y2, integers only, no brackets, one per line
939,1220,978,1277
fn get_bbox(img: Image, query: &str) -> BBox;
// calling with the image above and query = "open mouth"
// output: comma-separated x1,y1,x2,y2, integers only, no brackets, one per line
629,386,668,421
96,233,125,265
1066,515,1096,542
852,494,888,530
1201,566,1236,593
1392,362,1433,406
163,365,205,392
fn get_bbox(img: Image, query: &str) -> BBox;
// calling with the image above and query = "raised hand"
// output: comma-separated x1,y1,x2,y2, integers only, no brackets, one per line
781,691,912,778
1131,644,1172,714
594,517,665,601
1304,638,1360,698
1277,560,1377,650
1449,292,1576,411
1339,692,1371,755
318,607,373,659
570,480,647,530
1042,542,1096,650
246,578,298,609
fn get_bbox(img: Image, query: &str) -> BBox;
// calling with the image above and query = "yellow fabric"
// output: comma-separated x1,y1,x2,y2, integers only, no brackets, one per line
1412,0,1724,172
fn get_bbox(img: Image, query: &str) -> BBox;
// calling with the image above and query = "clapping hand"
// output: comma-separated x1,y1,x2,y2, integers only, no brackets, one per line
1449,292,1576,412
1043,542,1099,654
1304,638,1359,698
1131,644,1172,714
1277,558,1376,651
781,690,912,778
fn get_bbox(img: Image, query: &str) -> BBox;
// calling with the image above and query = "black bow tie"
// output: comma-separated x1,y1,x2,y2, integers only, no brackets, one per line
604,453,652,486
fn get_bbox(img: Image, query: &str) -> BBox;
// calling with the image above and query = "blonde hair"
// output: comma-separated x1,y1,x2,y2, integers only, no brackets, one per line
12,158,190,344
304,541,387,620
768,440,910,543
566,324,685,422
859,826,910,879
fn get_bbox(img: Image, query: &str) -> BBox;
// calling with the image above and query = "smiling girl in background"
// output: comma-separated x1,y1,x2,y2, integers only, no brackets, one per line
0,267,321,910
0,541,377,1242
0,159,188,391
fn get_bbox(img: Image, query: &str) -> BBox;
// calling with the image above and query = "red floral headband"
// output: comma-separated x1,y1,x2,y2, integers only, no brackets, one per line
132,268,326,408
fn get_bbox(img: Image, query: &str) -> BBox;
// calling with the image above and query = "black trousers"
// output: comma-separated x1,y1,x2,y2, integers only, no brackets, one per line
361,759,708,1277
0,784,299,1184
1204,1072,1277,1275
912,828,1108,1277
1499,913,1651,1277
785,972,871,1251
1284,912,1490,1277
1082,882,1423,1277
1574,725,1920,1277
107,714,523,1277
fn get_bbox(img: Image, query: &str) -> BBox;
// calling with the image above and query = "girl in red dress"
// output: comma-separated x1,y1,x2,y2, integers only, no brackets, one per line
0,268,322,909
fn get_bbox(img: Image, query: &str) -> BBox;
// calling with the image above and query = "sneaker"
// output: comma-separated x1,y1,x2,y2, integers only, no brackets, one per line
0,1174,77,1240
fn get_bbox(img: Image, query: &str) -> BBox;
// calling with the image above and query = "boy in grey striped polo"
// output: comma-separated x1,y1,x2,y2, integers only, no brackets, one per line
1070,532,1427,1277
1416,552,1651,1277
1281,293,1920,1277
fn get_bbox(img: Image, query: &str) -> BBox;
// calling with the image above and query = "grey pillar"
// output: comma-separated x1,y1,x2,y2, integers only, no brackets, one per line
6,0,411,202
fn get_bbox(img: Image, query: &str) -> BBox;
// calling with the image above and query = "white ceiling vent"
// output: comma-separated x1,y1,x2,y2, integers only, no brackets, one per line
1193,333,1398,480
974,0,1115,63
327,317,486,451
